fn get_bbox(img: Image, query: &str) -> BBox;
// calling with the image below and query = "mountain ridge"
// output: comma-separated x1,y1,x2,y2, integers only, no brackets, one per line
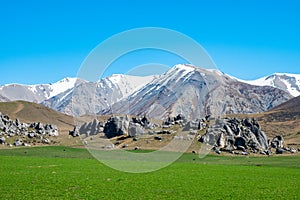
0,77,78,103
41,74,156,116
103,65,292,119
0,65,298,118
236,73,300,97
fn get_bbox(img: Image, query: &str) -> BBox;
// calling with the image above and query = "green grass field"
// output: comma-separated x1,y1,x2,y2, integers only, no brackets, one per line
0,146,299,199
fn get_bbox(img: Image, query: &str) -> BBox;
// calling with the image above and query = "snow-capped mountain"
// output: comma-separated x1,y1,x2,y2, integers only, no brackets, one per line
41,74,156,116
0,65,298,118
103,64,292,119
238,73,300,97
0,77,78,103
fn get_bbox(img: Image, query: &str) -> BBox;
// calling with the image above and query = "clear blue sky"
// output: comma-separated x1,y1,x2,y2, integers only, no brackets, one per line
0,0,299,85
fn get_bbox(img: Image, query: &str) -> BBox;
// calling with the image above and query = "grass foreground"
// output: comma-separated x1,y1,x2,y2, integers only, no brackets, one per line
0,146,299,199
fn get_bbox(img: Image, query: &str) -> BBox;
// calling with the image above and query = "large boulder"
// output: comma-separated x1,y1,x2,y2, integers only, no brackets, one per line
76,119,104,137
13,139,23,146
128,122,144,137
254,130,269,151
184,119,206,131
104,116,130,138
0,137,5,144
271,135,284,149
199,117,271,154
69,126,80,137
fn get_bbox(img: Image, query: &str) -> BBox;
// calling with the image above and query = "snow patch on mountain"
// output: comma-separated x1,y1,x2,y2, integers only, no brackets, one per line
240,73,300,97
47,77,78,98
42,74,157,116
104,64,292,119
105,74,156,100
0,77,78,102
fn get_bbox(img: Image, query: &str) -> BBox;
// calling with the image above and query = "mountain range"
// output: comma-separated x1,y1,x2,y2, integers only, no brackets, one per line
0,64,298,119
0,77,78,103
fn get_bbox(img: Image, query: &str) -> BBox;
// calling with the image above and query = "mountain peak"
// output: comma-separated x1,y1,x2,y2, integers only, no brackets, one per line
173,64,196,71
56,77,78,84
242,73,300,97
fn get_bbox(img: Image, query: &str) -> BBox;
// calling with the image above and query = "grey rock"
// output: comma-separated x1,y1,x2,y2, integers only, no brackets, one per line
78,119,104,136
184,118,207,131
290,147,297,153
134,146,140,150
199,117,272,154
0,137,5,144
69,126,80,137
0,112,59,145
271,135,284,149
42,138,51,144
104,116,129,138
214,148,221,154
240,151,249,156
276,148,285,154
13,139,23,146
28,132,36,138
128,122,144,137
154,136,162,141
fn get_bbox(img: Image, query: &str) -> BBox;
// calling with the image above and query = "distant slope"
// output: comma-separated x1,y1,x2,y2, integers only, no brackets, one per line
0,101,74,133
240,73,300,97
270,95,300,113
42,74,156,116
0,78,78,103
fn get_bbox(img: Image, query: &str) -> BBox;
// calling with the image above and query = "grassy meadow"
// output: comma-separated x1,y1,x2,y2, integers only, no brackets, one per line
0,146,299,199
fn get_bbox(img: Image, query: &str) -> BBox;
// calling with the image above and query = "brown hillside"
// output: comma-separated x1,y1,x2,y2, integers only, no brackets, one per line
0,101,74,133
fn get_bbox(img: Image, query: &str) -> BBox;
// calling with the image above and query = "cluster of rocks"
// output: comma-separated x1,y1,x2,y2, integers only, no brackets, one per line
70,115,159,139
0,112,58,147
69,119,104,137
163,114,208,131
71,114,209,140
199,117,298,155
69,114,298,155
270,135,298,154
162,114,187,128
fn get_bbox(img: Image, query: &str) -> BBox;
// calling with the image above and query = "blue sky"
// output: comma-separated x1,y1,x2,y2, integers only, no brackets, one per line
0,0,299,85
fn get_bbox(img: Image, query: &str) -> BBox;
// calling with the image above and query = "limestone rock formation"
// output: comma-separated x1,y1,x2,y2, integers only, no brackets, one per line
0,112,59,146
199,117,296,155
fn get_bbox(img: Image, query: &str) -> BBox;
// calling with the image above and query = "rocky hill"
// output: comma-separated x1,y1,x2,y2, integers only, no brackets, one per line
0,101,74,133
0,112,59,147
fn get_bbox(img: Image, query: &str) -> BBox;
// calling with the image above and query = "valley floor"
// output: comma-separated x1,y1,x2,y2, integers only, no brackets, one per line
0,146,299,199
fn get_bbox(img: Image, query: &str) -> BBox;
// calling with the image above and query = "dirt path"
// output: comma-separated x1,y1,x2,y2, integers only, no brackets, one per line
12,102,24,115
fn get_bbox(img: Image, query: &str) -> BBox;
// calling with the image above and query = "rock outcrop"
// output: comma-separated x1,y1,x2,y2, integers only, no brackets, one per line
0,112,59,147
199,117,296,155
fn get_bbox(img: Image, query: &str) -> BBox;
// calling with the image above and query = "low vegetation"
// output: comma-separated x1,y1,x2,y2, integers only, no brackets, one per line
0,146,299,199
